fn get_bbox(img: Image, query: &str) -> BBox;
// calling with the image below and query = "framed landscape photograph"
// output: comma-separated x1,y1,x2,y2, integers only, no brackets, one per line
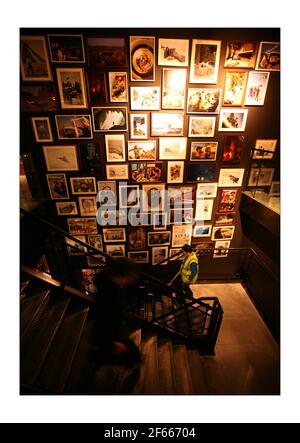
48,34,85,63
105,134,126,162
92,107,127,132
56,67,87,109
108,72,128,103
46,173,69,200
158,38,189,67
195,198,214,221
56,201,78,216
187,88,222,114
193,225,212,238
78,196,98,216
130,114,148,139
142,184,165,212
159,137,187,160
256,42,280,71
79,142,101,174
119,185,140,208
213,240,231,258
20,36,52,81
151,112,185,136
218,189,238,212
167,161,185,184
105,244,126,258
68,217,98,235
87,72,108,104
223,71,248,106
106,164,129,180
55,115,92,139
128,251,149,264
130,36,155,81
215,213,235,225
152,247,169,265
162,68,187,110
87,37,127,68
218,168,245,187
128,141,156,161
190,141,218,161
130,87,160,111
131,163,162,183
224,41,258,69
171,225,193,248
43,145,78,172
188,116,216,137
196,183,218,199
248,168,275,186
187,164,215,183
218,109,248,132
222,135,244,165
70,177,97,194
244,71,270,106
128,227,147,250
190,39,221,84
212,226,235,241
253,139,277,160
31,117,53,142
148,231,171,247
103,228,126,243
21,85,57,112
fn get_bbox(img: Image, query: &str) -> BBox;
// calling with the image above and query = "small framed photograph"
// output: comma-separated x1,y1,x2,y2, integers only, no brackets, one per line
129,212,151,227
196,183,218,198
46,173,69,200
159,137,187,160
47,34,85,63
105,134,126,162
56,67,88,109
106,244,126,257
193,225,212,238
224,41,258,69
130,162,162,183
148,231,171,247
190,39,221,84
55,115,92,139
222,135,244,165
188,116,216,137
128,251,149,264
70,177,97,194
170,208,194,225
162,68,187,110
195,199,214,221
108,72,128,102
43,145,79,172
127,227,147,250
269,181,280,196
167,161,185,184
244,71,270,106
153,213,168,230
87,234,103,251
87,37,127,68
130,36,155,81
99,209,127,227
130,114,148,139
212,226,235,241
128,140,156,161
103,228,126,243
193,242,214,256
92,106,128,132
218,109,248,132
215,213,235,225
213,240,231,258
248,168,275,187
119,185,140,208
97,181,117,199
78,196,98,216
130,87,160,111
87,72,108,104
142,184,165,212
218,189,238,212
31,117,53,142
186,164,215,183
56,201,78,216
106,164,129,180
169,248,183,260
168,186,194,208
158,38,189,67
187,88,222,114
190,141,218,161
152,246,169,265
151,112,185,137
256,42,280,71
171,225,193,248
65,236,87,256
218,168,245,187
21,85,57,112
79,142,101,174
223,71,248,106
20,36,52,81
253,139,277,160
68,217,98,235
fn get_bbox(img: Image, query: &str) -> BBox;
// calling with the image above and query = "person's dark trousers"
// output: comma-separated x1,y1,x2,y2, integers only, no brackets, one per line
173,276,193,305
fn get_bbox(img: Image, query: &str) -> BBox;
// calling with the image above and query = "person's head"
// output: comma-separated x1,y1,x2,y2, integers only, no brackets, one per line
105,257,140,286
181,244,193,256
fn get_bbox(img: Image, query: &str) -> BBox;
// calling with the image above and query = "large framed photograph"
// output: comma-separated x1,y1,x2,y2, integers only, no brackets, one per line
215,213,235,225
248,168,275,186
130,36,155,81
56,67,88,109
87,72,108,104
103,228,126,243
213,240,231,259
130,114,148,139
92,107,128,132
148,231,171,247
79,142,101,174
187,164,215,183
142,184,165,212
47,34,85,63
56,201,78,216
196,183,218,198
31,117,53,142
162,68,187,110
253,139,277,160
188,116,216,137
20,36,52,81
223,71,248,106
128,251,149,264
224,41,258,69
65,236,87,256
171,225,193,248
218,168,245,187
87,37,127,68
106,164,129,180
108,72,128,103
46,173,69,200
187,88,222,114
78,196,98,216
128,227,147,250
190,39,221,84
131,163,162,183
212,226,235,241
130,87,160,111
119,185,140,208
159,137,187,160
218,109,248,132
68,217,98,235
167,161,185,184
55,115,92,139
158,38,189,67
222,135,244,165
190,141,218,161
218,189,238,212
21,85,57,112
106,244,126,258
105,134,126,162
193,225,212,238
43,145,78,172
70,177,97,194
256,42,280,71
152,247,169,266
128,141,156,161
195,199,214,221
244,71,270,106
151,112,185,136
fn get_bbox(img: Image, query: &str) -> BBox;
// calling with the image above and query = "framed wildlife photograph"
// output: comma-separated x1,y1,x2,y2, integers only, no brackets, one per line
190,141,218,161
128,251,149,264
56,201,78,216
79,142,101,174
218,168,245,187
87,234,103,251
43,145,79,172
187,88,222,114
196,183,218,199
31,117,53,142
56,67,88,109
253,139,277,160
127,227,147,250
47,34,85,63
21,85,57,112
256,42,280,71
92,107,128,132
171,225,193,248
193,225,212,238
103,228,126,243
68,217,98,235
106,164,129,180
20,36,52,81
158,38,189,67
222,135,244,165
152,247,169,266
130,36,155,81
78,196,98,216
213,240,231,258
224,41,258,69
162,68,187,110
248,168,275,186
131,163,162,183
153,213,168,230
105,134,126,162
188,116,216,137
55,115,92,139
218,109,248,132
148,231,171,247
167,161,185,184
46,173,69,200
244,71,270,106
212,226,235,241
108,72,128,103
142,184,165,212
218,189,238,212
215,213,235,225
223,71,248,106
130,86,160,111
159,137,187,160
70,177,97,194
87,37,127,68
195,198,214,221
151,112,185,137
187,164,215,183
65,236,87,256
119,185,140,208
128,141,156,161
130,114,148,139
190,39,221,84
87,72,108,104
106,244,126,257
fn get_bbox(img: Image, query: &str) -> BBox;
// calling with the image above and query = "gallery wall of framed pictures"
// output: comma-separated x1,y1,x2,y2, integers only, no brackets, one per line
20,28,280,265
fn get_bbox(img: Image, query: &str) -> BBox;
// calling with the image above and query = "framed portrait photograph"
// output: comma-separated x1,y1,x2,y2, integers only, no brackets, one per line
253,139,277,160
171,225,193,248
79,142,101,174
127,227,147,250
106,164,129,180
105,244,126,258
142,184,165,212
187,88,222,114
46,173,69,200
218,109,248,132
47,34,85,63
31,117,53,142
167,161,185,184
248,168,275,187
158,38,189,67
130,36,155,81
196,183,218,199
70,177,97,194
55,115,92,139
222,135,244,165
131,162,162,183
65,236,87,256
105,134,126,162
159,137,187,160
148,231,171,247
87,71,108,104
92,107,128,132
188,116,216,137
162,68,187,110
21,85,57,112
151,112,185,137
128,141,156,161
218,168,245,187
43,145,78,172
87,234,103,251
244,71,270,106
68,217,98,235
128,251,149,264
190,141,218,161
213,240,231,259
130,87,160,111
130,114,148,139
20,36,52,81
187,164,215,183
223,71,248,106
218,189,238,213
108,72,128,103
256,42,280,71
224,41,258,69
190,39,221,84
56,67,88,109
215,213,235,225
103,228,126,243
78,196,98,216
119,185,140,208
153,213,168,230
56,201,78,216
152,246,169,266
87,37,127,68
195,198,214,221
212,226,235,241
193,225,212,238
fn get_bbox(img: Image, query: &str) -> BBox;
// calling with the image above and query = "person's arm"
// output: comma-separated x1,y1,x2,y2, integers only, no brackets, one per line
188,262,198,283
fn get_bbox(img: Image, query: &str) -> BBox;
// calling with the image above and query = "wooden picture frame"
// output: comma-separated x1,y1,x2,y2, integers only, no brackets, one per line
56,67,88,109
31,117,53,142
20,36,52,81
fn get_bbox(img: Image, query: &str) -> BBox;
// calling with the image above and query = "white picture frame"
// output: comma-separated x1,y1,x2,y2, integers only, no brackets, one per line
188,116,216,137
218,168,245,187
105,134,126,162
167,161,185,184
218,109,248,132
190,39,221,84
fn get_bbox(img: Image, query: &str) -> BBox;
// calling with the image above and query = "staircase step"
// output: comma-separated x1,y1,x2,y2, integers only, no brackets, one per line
187,350,209,394
20,289,51,338
132,333,160,395
157,340,176,395
172,345,194,394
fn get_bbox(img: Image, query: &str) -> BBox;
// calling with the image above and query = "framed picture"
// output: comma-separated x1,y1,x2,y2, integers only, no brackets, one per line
169,248,183,260
65,236,87,256
187,88,222,114
128,227,147,250
158,38,189,67
162,68,187,110
218,109,248,132
70,177,97,194
87,72,108,104
213,240,231,258
244,71,270,106
223,71,248,106
190,39,221,84
105,134,126,162
195,199,214,221
212,226,235,241
159,137,187,160
148,231,171,247
142,184,165,212
56,201,78,216
153,213,168,230
196,183,218,198
248,168,275,186
269,181,280,196
218,189,238,212
43,145,78,171
55,115,92,139
253,139,277,160
47,34,85,63
128,251,149,264
99,209,127,227
193,225,212,238
130,114,148,139
130,36,155,81
170,208,194,225
20,36,52,81
56,67,87,109
168,186,194,208
224,41,258,69
130,87,160,111
190,141,218,161
31,117,53,142
106,164,129,180
87,37,127,68
97,181,117,204
103,228,126,243
108,72,128,102
188,116,216,137
78,196,97,216
193,242,214,256
218,168,245,187
68,217,98,235
106,244,126,257
21,85,57,112
131,163,162,183
171,225,193,248
152,247,169,265
256,42,280,71
129,212,151,227
128,141,156,161
186,164,215,182
151,112,185,137
167,161,185,184
87,234,103,251
215,213,235,225
79,142,101,174
222,135,244,165
92,107,128,132
119,185,140,208
46,173,69,200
